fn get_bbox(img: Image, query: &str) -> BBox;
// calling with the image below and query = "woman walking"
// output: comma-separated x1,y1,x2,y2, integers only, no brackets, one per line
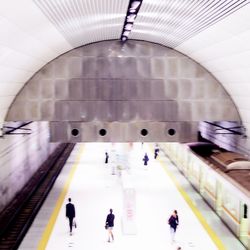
168,210,179,243
105,208,115,242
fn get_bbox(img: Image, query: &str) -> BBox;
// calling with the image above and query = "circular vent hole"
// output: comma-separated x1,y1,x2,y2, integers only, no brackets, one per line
99,129,107,136
168,128,176,136
71,128,79,137
141,129,148,136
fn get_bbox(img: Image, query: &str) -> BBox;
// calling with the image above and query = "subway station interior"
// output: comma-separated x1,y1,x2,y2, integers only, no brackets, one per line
0,0,250,249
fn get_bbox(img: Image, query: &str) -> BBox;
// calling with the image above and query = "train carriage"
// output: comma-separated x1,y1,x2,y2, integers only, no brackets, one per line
160,142,250,249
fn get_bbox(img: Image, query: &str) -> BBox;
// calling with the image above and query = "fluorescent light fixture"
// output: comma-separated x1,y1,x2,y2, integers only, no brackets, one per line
129,8,136,13
120,0,143,42
125,27,132,31
127,14,136,22
123,31,130,37
131,1,141,10
125,23,133,30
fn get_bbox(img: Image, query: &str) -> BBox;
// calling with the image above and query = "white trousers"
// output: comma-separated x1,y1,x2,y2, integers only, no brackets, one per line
170,227,176,242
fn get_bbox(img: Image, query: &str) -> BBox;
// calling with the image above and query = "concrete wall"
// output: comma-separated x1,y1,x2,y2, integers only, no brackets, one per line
0,122,59,213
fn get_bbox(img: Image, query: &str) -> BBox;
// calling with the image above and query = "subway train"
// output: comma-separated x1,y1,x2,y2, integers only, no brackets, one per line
160,142,250,249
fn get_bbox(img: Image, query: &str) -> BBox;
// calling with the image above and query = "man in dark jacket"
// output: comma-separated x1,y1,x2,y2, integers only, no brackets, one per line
66,198,75,235
105,152,109,164
143,153,149,166
154,146,159,159
105,208,115,242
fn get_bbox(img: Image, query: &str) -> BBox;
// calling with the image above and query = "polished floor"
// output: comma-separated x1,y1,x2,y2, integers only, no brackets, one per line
19,143,246,250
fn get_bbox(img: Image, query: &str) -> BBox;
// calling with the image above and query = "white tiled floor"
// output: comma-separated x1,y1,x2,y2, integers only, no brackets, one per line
19,143,246,250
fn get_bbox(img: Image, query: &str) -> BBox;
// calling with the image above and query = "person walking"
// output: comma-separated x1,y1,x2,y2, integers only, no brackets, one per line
105,152,109,164
105,208,115,242
66,198,76,235
154,146,159,159
168,210,179,243
143,153,149,166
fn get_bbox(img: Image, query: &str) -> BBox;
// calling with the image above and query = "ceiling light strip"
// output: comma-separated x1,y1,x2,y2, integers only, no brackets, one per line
120,0,143,42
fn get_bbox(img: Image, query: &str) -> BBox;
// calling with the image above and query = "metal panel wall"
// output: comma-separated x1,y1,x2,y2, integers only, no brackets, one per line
6,40,240,142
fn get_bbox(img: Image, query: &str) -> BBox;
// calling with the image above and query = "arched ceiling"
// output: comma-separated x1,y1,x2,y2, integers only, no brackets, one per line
0,0,250,138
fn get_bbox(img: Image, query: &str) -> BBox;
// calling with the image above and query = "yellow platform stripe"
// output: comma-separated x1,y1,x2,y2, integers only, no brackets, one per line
37,144,84,250
157,155,226,250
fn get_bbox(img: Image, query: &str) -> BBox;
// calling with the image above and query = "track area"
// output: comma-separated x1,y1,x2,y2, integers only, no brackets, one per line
0,143,75,250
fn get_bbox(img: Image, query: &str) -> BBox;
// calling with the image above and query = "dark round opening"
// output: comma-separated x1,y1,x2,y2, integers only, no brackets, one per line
168,128,176,136
141,129,148,136
71,128,79,137
99,129,107,136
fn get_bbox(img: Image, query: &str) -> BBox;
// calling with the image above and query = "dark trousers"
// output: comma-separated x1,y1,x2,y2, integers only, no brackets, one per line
68,217,74,232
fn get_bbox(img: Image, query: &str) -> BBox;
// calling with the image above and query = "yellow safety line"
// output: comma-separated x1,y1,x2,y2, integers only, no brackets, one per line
37,144,84,250
157,156,226,250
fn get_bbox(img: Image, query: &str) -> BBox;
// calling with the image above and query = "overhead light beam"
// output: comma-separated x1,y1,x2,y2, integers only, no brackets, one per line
120,0,143,42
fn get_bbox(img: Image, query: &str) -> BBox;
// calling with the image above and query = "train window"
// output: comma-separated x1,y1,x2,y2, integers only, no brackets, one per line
222,189,240,219
205,173,216,194
244,204,248,219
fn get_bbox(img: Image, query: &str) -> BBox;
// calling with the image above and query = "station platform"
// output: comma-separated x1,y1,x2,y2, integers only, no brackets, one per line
18,143,245,250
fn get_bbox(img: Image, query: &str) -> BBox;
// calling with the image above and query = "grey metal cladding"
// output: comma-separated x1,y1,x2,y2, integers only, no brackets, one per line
6,40,241,142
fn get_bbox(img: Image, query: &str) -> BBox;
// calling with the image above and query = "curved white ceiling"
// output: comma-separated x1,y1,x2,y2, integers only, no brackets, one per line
0,0,250,138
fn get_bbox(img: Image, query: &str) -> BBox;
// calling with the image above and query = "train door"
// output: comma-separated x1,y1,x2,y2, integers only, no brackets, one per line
239,202,248,247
